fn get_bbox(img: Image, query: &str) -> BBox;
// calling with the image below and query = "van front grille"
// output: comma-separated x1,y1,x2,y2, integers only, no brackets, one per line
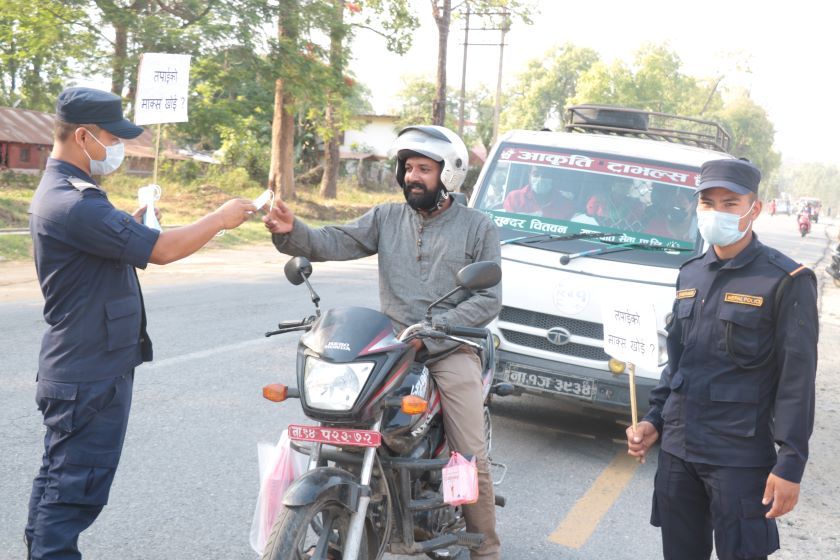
498,306,604,340
499,329,610,361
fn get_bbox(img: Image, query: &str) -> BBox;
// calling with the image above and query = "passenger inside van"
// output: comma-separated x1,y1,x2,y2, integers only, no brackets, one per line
503,165,577,219
572,179,645,230
644,186,696,241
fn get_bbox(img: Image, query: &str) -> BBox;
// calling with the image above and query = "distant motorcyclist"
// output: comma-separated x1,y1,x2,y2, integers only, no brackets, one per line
263,125,503,559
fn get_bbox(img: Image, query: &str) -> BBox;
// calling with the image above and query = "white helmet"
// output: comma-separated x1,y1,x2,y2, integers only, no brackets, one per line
391,125,469,191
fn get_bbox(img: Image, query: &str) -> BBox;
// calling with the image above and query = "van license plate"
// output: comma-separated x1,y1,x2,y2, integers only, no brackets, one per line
287,424,382,447
506,367,596,400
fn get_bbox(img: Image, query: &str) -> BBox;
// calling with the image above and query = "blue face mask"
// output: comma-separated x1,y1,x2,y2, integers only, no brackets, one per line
82,128,125,175
696,201,755,247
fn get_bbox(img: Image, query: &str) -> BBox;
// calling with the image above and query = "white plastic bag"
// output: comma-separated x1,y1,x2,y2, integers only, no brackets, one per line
249,430,308,554
442,451,479,506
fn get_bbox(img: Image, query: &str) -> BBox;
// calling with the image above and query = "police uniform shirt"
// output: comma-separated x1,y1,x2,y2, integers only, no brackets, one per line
28,158,160,382
644,234,818,483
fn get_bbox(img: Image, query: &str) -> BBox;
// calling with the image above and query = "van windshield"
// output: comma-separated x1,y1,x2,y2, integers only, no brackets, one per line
474,143,704,265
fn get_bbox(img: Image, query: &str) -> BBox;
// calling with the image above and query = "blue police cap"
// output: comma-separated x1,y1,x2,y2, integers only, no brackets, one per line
697,159,761,196
56,87,143,139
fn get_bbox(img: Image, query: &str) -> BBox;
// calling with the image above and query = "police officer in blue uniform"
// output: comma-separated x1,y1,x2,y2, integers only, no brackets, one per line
626,158,818,560
25,87,256,560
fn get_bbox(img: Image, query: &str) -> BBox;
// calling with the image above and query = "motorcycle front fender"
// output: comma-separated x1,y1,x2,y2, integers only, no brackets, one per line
283,466,362,511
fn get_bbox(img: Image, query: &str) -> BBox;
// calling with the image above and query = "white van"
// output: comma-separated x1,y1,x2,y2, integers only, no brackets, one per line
468,106,732,414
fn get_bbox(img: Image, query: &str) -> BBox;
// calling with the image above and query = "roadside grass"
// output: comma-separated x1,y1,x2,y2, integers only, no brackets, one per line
0,169,402,262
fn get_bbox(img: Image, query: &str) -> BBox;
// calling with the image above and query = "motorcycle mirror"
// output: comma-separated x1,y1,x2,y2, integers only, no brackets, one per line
456,261,502,291
284,256,313,286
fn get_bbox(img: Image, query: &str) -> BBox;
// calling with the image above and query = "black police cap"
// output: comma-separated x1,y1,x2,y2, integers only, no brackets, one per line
697,158,761,196
56,87,143,139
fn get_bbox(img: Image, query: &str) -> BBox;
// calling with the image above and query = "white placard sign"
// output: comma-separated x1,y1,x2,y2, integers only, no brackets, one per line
134,53,191,125
601,295,660,370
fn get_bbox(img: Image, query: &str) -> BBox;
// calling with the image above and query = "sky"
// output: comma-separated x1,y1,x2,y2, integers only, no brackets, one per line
347,0,839,166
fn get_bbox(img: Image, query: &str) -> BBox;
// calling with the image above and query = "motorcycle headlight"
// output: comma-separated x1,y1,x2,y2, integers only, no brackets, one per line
303,357,375,411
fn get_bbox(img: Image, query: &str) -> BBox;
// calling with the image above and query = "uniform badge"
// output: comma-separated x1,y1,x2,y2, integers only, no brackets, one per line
723,293,764,307
676,289,696,299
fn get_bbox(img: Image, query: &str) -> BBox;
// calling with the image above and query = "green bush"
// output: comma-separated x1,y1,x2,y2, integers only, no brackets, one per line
0,170,39,190
204,166,262,194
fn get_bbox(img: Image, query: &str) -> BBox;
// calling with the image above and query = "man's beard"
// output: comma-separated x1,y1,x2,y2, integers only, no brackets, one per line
403,181,444,211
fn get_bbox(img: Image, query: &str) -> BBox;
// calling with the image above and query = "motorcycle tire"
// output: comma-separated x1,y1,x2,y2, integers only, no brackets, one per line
261,498,374,560
483,405,493,458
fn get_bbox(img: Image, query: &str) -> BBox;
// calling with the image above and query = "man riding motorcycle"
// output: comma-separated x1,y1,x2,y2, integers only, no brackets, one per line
263,125,503,559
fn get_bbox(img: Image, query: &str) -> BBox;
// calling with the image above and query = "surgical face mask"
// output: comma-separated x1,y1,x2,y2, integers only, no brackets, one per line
531,176,552,195
82,129,125,175
696,201,755,247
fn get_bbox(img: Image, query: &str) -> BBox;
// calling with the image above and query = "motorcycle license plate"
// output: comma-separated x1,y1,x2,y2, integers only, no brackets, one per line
287,424,382,448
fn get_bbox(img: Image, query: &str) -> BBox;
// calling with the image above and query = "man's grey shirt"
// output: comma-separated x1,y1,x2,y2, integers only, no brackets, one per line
271,200,502,354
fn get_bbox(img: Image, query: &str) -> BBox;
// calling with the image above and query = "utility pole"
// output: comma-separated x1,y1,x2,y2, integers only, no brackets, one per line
457,7,511,143
492,9,509,144
458,5,470,137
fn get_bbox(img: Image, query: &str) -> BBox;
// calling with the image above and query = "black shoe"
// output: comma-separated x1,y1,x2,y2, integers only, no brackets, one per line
24,533,32,560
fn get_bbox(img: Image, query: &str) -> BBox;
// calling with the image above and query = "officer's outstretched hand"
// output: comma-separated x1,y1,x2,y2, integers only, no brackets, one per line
263,200,295,234
763,473,800,518
131,205,162,225
214,198,258,230
626,420,659,464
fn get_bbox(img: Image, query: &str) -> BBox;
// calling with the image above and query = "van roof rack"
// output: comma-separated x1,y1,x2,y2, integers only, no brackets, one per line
564,105,731,153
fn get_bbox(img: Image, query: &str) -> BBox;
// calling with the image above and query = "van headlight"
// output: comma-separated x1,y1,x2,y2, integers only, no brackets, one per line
303,358,375,411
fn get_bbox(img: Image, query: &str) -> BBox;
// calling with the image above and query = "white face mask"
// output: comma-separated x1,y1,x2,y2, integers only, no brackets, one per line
82,128,125,175
531,176,552,195
696,200,755,247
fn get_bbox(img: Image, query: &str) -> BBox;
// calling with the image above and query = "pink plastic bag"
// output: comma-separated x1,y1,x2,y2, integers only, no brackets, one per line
249,430,307,554
442,451,479,506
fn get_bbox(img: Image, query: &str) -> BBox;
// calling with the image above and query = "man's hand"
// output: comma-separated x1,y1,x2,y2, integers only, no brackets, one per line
763,473,800,518
132,205,162,225
263,200,295,234
214,199,257,230
626,420,659,464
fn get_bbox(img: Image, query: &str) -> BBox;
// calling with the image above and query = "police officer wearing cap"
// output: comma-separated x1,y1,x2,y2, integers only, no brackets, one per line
25,87,256,560
626,158,818,560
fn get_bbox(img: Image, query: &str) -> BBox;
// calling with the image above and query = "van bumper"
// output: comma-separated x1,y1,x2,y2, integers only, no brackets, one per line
494,349,658,414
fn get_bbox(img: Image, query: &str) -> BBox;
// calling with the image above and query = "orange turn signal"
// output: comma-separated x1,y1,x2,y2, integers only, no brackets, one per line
401,395,428,415
263,383,289,402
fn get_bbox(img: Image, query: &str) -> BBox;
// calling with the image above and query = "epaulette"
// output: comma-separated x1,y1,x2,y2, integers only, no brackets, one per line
766,246,812,277
678,251,705,270
68,177,101,192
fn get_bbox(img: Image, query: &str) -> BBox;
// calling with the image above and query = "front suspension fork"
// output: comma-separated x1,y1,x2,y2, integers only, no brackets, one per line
342,414,383,560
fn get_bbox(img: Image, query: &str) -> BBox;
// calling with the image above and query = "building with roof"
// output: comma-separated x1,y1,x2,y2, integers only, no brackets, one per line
0,106,186,175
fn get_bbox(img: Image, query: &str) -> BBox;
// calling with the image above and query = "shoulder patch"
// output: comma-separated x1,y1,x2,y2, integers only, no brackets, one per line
68,178,100,192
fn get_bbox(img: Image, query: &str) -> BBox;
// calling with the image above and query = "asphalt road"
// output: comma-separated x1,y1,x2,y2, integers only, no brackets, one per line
0,213,833,560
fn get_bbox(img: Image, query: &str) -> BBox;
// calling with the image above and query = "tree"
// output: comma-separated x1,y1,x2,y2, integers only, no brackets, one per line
501,43,598,131
712,92,781,177
0,1,94,111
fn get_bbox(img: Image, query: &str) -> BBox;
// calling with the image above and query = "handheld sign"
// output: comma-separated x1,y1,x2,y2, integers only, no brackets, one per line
134,53,191,126
601,295,659,431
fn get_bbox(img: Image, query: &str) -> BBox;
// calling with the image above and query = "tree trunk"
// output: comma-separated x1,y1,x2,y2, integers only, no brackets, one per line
431,0,451,126
111,22,128,96
269,2,298,200
319,0,345,199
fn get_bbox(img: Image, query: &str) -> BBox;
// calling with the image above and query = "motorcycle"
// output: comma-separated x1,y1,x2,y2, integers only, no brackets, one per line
798,212,811,237
827,243,840,287
259,256,510,560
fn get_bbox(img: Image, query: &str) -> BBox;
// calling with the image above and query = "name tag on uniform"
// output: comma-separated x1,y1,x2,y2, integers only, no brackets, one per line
724,293,764,307
676,289,696,299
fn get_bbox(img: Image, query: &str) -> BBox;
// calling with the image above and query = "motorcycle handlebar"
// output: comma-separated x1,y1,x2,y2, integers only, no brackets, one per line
440,325,490,338
265,316,315,338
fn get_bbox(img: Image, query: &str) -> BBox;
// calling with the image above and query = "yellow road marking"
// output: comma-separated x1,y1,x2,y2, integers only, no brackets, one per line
548,450,640,549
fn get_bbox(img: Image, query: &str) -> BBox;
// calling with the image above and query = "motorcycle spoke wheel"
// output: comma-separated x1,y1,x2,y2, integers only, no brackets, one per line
261,498,371,560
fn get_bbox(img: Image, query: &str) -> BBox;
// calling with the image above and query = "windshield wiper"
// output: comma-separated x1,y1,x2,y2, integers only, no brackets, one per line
559,240,693,265
501,231,617,246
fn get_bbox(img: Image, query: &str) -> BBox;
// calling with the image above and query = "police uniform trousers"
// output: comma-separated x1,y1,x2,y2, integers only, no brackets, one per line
652,449,780,560
26,371,134,560
428,349,500,560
